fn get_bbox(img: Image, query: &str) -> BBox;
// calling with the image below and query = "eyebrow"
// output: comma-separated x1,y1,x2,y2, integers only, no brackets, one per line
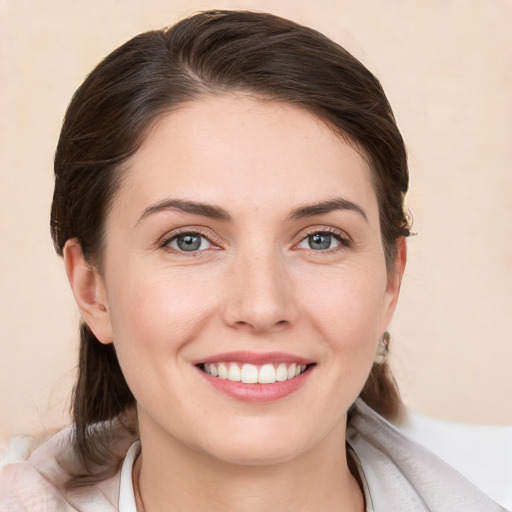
136,199,231,225
136,196,367,226
287,197,368,223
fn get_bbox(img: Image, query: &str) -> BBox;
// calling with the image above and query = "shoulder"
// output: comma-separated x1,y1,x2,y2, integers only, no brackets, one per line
0,459,75,512
0,428,76,512
347,399,508,512
0,426,135,512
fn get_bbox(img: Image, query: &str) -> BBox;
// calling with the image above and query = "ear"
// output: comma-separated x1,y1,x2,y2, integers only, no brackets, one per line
63,238,113,345
380,236,407,331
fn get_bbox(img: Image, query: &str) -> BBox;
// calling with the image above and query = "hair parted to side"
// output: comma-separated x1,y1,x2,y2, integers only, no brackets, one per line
51,10,410,482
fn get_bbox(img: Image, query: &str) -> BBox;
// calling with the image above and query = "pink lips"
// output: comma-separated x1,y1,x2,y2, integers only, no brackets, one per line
194,351,315,403
194,351,314,366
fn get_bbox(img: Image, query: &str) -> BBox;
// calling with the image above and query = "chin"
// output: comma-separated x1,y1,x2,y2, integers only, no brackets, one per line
193,419,329,467
205,438,307,467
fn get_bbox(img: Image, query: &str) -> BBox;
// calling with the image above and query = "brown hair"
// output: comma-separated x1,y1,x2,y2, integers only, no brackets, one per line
50,9,409,480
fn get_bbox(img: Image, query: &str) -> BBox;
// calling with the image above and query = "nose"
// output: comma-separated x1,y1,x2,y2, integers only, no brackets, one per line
222,248,298,333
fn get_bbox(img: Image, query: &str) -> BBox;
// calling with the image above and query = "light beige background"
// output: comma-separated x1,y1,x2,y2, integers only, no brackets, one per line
1,0,511,443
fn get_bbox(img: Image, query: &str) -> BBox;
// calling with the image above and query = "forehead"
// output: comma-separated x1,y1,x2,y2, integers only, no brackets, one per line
114,94,378,223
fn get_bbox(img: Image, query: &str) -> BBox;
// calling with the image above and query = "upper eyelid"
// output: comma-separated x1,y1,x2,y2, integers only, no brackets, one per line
156,225,351,250
292,227,353,253
296,225,351,242
159,226,221,248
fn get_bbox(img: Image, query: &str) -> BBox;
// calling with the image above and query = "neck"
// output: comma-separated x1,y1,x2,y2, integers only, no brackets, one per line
133,417,364,512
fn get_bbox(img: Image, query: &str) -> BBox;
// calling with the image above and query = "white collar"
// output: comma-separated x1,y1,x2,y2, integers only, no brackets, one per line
119,440,140,512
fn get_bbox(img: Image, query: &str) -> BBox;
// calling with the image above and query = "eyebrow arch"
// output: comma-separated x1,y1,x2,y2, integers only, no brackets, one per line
136,199,231,225
287,197,368,223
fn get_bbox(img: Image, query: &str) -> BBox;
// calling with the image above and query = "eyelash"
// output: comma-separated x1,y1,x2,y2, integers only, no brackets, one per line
158,226,351,255
159,228,221,255
294,227,352,253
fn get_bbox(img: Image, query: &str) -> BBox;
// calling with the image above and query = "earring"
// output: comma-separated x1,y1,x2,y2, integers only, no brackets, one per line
374,331,390,364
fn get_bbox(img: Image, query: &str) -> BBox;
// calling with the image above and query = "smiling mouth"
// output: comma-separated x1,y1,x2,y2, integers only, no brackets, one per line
199,362,311,384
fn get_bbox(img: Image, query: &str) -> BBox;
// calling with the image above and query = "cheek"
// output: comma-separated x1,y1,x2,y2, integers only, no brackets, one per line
302,266,387,337
298,265,387,383
103,269,222,421
105,269,219,360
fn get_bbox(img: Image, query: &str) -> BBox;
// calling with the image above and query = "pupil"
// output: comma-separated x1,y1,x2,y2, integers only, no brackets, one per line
309,233,331,250
177,234,201,251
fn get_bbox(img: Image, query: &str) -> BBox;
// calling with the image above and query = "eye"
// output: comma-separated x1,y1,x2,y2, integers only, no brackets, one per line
297,232,343,251
166,232,214,252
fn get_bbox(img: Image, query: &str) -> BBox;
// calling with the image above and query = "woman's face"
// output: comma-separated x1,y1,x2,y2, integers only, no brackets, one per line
79,95,404,465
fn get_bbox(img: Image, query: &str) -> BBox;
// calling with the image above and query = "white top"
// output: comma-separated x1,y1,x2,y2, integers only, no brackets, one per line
399,407,512,508
0,399,508,512
119,441,140,512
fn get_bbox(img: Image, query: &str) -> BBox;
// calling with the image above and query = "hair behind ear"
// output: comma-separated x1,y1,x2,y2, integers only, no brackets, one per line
71,323,135,472
360,361,402,421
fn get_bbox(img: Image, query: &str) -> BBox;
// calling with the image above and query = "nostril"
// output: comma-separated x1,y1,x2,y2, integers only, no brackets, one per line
273,320,290,330
233,319,290,333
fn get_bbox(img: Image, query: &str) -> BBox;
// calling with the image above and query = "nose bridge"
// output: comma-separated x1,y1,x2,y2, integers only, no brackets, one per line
223,241,296,332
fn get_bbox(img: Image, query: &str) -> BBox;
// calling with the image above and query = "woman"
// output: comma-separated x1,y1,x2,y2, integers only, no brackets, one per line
0,10,505,512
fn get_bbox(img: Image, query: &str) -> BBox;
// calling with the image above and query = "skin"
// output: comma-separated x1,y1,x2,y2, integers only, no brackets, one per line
64,94,406,511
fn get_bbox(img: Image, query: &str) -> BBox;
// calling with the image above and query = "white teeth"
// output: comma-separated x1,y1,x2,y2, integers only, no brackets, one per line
276,363,288,382
228,363,241,381
218,362,228,379
241,363,258,384
203,361,309,384
258,364,276,384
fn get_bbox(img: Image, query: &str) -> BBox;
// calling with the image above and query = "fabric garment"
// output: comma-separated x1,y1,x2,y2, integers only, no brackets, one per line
346,400,509,511
0,399,507,512
398,405,512,507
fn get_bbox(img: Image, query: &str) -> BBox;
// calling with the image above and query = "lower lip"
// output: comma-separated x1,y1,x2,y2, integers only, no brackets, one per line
197,366,313,403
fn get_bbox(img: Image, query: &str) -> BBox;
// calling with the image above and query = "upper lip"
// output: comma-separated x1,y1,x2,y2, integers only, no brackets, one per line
193,351,315,366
